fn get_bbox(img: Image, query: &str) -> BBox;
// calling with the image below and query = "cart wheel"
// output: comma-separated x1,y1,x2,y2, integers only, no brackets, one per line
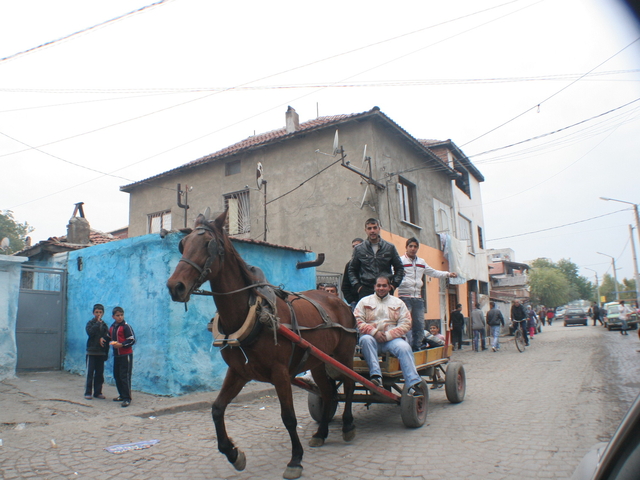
400,380,428,428
514,329,526,352
307,392,338,423
444,362,466,404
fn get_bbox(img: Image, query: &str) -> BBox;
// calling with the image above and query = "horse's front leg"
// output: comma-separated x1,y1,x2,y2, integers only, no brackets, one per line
272,368,304,480
212,369,249,471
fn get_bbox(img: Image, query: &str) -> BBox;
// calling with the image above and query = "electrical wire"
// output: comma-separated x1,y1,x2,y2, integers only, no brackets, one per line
0,0,173,64
486,208,631,242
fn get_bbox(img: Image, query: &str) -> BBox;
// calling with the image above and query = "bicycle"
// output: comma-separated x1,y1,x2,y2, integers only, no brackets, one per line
512,319,528,352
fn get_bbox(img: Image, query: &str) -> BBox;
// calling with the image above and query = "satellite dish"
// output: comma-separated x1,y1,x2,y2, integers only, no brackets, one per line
362,144,367,167
0,237,9,251
256,162,265,190
332,130,339,156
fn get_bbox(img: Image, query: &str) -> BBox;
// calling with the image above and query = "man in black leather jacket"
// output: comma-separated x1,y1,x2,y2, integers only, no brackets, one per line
348,218,404,300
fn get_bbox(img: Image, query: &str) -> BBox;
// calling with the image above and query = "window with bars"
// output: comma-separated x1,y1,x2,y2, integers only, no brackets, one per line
397,177,418,225
148,210,171,234
224,189,250,235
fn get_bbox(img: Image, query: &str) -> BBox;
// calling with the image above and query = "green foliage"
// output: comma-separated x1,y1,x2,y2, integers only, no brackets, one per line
528,257,594,305
0,210,34,255
529,267,570,307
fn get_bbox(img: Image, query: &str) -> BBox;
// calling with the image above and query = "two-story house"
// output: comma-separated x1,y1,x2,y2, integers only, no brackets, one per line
121,106,487,324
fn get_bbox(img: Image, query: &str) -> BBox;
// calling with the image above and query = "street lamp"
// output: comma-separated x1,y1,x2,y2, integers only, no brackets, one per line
584,267,600,307
597,252,619,301
600,197,640,305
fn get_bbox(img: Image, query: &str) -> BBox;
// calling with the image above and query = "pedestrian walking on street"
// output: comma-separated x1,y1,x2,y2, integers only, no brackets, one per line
486,301,505,352
471,303,487,352
450,303,465,350
591,302,604,326
84,303,111,400
546,308,555,326
397,237,456,351
527,305,538,338
348,218,404,300
109,306,136,407
618,300,631,335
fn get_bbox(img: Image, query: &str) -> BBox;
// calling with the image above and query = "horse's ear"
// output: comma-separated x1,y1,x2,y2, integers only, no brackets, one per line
179,228,192,234
203,207,211,221
213,209,228,232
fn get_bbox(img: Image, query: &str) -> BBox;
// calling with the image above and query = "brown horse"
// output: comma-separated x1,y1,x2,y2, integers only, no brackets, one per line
166,211,357,479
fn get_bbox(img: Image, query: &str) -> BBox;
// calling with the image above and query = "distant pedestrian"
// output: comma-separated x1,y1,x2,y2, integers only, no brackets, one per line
486,301,505,352
109,306,136,407
471,303,486,352
450,304,465,351
619,300,631,335
84,304,111,400
591,302,603,326
527,306,538,338
397,237,456,351
546,308,555,326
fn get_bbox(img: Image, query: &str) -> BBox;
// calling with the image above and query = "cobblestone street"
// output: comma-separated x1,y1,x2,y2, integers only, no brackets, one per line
2,323,639,479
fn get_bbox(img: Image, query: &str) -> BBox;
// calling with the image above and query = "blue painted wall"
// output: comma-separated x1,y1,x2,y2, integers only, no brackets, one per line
0,256,29,380
64,233,315,396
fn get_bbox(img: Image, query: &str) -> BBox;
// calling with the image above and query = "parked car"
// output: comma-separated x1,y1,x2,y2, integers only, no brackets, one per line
572,391,640,479
602,302,639,331
555,306,567,322
564,307,588,327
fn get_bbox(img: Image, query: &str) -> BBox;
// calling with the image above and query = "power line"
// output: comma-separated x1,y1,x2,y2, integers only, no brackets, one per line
486,208,631,242
0,0,173,64
461,35,640,147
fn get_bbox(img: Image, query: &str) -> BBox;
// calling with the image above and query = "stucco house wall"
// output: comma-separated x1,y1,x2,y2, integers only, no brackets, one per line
62,232,315,396
0,255,29,380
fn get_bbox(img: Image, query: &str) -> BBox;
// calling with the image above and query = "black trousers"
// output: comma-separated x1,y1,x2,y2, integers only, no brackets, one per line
452,327,463,349
113,354,133,401
85,355,107,396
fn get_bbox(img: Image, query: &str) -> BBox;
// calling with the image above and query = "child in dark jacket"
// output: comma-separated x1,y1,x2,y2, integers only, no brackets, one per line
84,304,111,399
109,306,136,407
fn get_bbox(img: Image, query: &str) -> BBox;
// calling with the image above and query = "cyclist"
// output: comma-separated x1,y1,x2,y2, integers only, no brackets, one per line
511,300,529,347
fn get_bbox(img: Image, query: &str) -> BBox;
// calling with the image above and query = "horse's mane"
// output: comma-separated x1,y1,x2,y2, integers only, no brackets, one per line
207,220,257,287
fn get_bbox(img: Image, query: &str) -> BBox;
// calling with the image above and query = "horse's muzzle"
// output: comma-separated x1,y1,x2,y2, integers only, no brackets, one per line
167,280,189,302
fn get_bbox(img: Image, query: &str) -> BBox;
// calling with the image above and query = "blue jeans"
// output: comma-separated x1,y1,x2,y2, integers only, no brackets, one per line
400,297,426,351
358,335,421,387
490,325,501,350
473,329,486,351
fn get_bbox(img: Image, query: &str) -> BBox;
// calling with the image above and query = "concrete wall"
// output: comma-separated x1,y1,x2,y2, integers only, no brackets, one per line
0,256,29,380
125,117,455,278
63,233,315,396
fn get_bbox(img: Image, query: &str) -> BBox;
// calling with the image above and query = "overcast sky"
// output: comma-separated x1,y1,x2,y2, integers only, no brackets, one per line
2,0,640,284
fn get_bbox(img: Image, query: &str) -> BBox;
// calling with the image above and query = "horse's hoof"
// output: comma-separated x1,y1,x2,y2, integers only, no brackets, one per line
232,449,246,471
283,465,303,479
343,426,356,442
308,436,325,447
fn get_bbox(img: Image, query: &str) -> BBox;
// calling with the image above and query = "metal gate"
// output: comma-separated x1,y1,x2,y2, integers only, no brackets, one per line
16,265,67,370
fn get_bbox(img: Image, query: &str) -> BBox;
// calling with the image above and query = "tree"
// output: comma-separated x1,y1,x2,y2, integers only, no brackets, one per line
599,274,619,303
529,267,570,308
0,210,34,254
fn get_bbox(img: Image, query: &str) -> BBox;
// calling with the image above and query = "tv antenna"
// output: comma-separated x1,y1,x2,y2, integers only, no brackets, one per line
257,163,268,241
177,184,191,228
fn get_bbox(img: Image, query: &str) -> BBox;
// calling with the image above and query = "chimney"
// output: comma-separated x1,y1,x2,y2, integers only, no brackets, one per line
285,106,299,133
67,202,91,244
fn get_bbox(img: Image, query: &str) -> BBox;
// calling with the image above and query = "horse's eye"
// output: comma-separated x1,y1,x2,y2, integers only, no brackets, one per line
178,238,185,254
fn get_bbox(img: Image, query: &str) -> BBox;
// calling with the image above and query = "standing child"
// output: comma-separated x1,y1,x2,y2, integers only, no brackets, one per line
109,306,136,407
84,304,111,400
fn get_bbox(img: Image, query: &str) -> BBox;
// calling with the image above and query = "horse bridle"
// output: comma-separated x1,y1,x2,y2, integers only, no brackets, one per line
178,224,225,294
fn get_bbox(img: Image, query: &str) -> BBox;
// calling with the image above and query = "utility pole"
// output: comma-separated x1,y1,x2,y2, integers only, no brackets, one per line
584,267,600,307
629,224,640,306
597,252,618,301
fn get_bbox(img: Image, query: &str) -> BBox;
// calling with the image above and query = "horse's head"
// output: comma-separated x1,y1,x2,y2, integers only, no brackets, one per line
167,210,227,302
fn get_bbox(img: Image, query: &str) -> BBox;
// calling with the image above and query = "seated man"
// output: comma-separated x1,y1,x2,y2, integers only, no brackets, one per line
353,274,423,396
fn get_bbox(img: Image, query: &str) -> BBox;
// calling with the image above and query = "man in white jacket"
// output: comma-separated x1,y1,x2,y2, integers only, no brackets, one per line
397,237,457,351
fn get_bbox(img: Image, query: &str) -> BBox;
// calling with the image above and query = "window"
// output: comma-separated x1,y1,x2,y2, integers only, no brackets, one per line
455,164,471,198
225,160,241,176
477,226,484,249
479,281,489,295
397,177,418,225
458,214,473,253
433,199,452,233
224,189,250,235
148,210,171,234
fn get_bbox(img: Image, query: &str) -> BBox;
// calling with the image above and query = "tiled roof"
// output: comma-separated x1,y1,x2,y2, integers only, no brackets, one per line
121,107,458,191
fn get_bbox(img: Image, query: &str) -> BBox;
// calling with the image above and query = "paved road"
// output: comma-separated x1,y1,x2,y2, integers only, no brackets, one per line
1,323,639,479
